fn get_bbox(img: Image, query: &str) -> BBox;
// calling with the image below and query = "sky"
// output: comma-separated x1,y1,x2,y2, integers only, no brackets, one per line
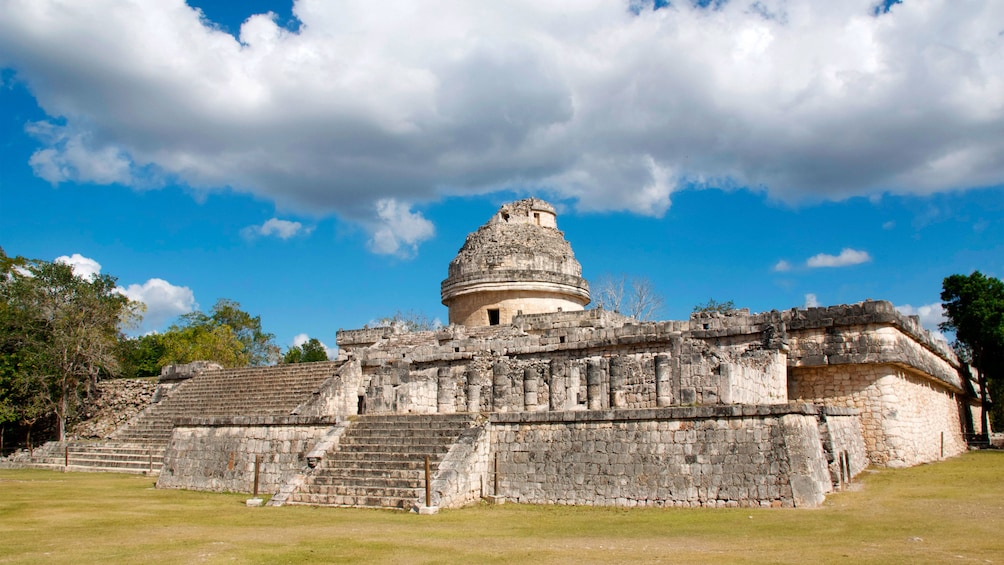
0,0,1002,356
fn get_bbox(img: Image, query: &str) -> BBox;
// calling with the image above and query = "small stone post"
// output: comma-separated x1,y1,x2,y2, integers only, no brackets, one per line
523,367,538,410
549,359,566,411
493,361,509,412
586,359,603,410
655,354,672,407
437,368,455,414
609,356,626,408
466,369,481,412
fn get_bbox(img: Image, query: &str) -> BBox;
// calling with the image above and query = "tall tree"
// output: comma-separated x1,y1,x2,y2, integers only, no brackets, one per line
0,251,138,441
940,271,1004,434
283,338,329,364
159,299,278,368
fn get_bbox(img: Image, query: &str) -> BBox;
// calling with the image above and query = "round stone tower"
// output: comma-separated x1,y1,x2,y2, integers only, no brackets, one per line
441,198,590,327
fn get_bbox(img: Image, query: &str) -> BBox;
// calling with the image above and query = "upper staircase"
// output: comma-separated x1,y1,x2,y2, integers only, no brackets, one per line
285,413,478,510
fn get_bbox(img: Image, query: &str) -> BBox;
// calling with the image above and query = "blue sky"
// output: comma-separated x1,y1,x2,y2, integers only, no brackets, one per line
1,0,1002,354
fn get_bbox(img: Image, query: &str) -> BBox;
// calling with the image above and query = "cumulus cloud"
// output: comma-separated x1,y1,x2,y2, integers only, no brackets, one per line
118,278,197,332
52,253,195,331
2,0,1004,252
243,218,313,240
773,260,792,272
804,293,819,308
367,199,435,257
806,248,872,268
55,253,102,280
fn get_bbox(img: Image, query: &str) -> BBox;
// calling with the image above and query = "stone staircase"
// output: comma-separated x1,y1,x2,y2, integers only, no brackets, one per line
3,440,163,474
113,362,343,446
2,362,345,475
285,413,477,510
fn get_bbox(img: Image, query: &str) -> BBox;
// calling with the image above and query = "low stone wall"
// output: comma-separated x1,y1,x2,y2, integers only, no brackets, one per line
790,364,967,467
157,416,339,494
490,404,833,508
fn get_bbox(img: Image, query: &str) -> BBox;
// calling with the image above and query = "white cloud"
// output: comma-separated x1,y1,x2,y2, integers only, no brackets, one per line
367,199,435,257
773,260,792,272
895,302,947,333
804,293,819,308
54,253,102,280
806,248,872,268
243,218,312,240
2,1,1004,254
118,278,197,332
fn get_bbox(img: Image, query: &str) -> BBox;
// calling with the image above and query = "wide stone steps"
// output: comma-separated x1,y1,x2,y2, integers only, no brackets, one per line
286,413,477,510
13,442,165,474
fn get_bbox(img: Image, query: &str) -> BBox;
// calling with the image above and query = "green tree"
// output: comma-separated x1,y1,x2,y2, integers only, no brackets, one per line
282,338,329,364
940,271,1004,433
692,298,737,314
117,333,166,379
0,250,138,441
158,299,278,368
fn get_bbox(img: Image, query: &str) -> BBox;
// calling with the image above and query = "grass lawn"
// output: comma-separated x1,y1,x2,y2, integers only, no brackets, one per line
1,451,1002,564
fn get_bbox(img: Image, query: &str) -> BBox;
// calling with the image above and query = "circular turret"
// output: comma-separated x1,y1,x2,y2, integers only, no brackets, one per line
441,198,590,326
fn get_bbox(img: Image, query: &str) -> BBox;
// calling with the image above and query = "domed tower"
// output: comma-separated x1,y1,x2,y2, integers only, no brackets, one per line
441,198,590,327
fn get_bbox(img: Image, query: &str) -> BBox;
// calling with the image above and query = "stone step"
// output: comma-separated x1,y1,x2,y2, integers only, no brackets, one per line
311,466,429,479
326,451,449,463
335,439,455,451
285,493,414,510
297,484,421,500
306,475,423,489
315,461,437,475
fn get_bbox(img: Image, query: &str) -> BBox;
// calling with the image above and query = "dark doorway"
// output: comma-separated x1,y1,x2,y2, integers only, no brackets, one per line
488,308,501,325
357,395,367,415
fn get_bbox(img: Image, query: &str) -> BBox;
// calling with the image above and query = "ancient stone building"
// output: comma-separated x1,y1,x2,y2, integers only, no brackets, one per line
441,198,590,326
3,199,985,511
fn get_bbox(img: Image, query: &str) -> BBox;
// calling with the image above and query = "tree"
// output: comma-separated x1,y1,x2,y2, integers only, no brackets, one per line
592,275,664,321
158,299,278,368
940,271,1004,433
692,298,737,314
0,250,138,441
283,338,329,364
117,333,166,379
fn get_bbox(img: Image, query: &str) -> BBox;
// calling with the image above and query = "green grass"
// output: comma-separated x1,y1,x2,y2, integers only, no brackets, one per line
2,451,1003,564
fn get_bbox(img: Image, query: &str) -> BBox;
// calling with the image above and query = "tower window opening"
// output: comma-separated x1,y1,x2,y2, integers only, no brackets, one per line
533,212,541,225
488,309,501,326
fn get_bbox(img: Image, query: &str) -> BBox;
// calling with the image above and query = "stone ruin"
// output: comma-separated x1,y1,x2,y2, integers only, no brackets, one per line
3,198,987,511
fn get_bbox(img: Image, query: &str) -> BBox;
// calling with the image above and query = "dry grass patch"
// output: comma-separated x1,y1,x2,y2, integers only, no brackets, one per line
1,451,1002,564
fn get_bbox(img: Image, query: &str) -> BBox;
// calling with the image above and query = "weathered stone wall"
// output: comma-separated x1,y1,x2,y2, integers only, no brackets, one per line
819,408,869,486
157,416,338,493
73,378,158,439
789,364,967,467
429,419,492,509
490,405,832,508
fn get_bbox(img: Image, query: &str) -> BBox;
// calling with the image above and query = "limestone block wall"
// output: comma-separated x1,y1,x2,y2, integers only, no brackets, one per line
157,416,338,493
820,408,869,485
490,405,833,508
428,420,492,509
720,351,787,405
789,364,967,467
